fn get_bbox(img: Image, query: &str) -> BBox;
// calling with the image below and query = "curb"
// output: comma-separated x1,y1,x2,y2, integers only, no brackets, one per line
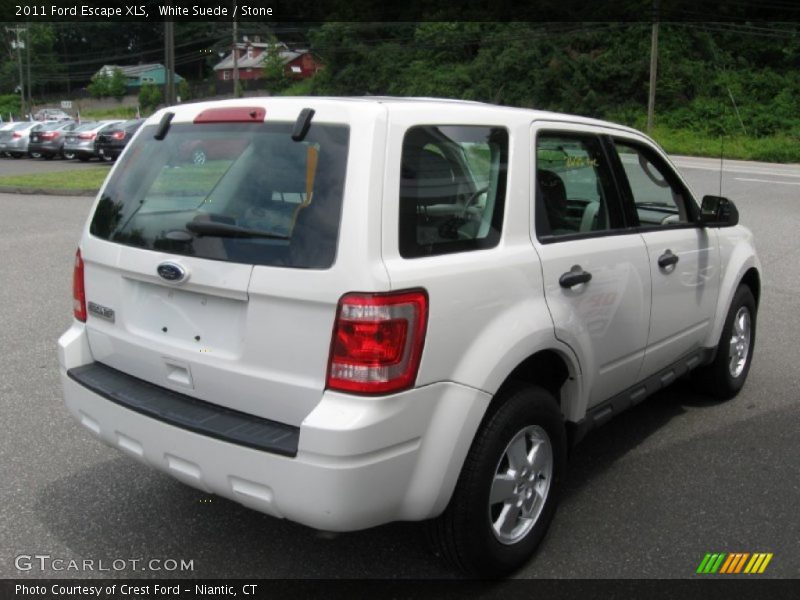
0,186,97,197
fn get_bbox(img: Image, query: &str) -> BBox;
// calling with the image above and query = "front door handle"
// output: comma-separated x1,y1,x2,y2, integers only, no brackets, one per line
559,265,592,288
658,249,679,269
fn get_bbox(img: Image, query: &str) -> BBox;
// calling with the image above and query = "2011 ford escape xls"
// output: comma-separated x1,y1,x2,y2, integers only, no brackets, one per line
59,97,760,576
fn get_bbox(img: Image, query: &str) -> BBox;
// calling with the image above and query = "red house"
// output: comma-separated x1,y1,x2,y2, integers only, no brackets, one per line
213,39,322,84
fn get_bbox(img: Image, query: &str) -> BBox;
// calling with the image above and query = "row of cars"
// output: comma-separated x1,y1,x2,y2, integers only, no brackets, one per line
0,118,144,162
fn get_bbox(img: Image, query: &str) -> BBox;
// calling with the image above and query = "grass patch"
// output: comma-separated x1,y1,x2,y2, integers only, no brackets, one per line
0,166,111,191
80,106,141,121
650,126,800,163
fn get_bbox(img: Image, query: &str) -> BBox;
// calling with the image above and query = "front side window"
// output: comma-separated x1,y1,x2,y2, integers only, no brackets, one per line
614,140,694,227
399,125,508,258
90,121,349,269
535,133,622,240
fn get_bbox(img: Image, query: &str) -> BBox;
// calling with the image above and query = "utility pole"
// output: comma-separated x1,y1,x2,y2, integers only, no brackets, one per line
232,1,241,97
164,21,175,105
6,26,26,118
646,0,660,134
26,24,32,113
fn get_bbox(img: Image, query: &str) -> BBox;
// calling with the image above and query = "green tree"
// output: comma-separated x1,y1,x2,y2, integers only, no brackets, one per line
261,38,291,94
87,71,110,99
178,79,191,102
138,83,162,113
108,68,127,100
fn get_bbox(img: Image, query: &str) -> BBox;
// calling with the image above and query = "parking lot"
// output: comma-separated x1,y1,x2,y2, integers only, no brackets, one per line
0,155,798,579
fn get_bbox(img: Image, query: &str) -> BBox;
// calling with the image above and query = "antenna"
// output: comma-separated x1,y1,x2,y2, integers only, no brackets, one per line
719,133,724,197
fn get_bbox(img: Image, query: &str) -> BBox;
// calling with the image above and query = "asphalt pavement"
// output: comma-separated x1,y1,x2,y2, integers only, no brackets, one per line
0,156,797,579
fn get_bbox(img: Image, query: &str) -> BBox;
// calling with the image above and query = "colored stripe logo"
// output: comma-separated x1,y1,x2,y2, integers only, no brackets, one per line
697,552,773,574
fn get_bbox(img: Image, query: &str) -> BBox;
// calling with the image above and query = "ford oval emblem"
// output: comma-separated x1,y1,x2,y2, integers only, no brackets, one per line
157,262,187,283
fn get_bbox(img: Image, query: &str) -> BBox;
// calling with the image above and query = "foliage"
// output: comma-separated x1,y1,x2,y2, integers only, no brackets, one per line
279,77,315,96
86,73,108,99
0,23,64,98
0,93,20,117
651,126,800,163
108,68,127,100
305,22,800,160
178,79,191,102
0,21,798,161
87,67,127,100
138,83,162,113
261,37,291,94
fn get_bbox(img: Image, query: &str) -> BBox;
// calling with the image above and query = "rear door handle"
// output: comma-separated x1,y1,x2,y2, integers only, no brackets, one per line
559,265,592,288
658,249,679,269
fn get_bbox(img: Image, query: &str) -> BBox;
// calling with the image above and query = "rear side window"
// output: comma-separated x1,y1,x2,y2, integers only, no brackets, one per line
90,121,349,269
399,125,508,258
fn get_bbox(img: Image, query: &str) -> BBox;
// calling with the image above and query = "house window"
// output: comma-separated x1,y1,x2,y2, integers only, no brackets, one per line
223,70,230,81
291,66,302,74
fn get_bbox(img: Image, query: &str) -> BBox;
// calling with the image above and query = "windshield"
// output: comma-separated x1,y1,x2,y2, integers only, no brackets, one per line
90,121,350,269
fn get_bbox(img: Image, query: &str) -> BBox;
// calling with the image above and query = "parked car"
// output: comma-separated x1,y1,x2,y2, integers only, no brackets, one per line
0,122,40,158
59,98,761,577
34,108,71,121
62,121,121,161
95,118,145,161
28,120,80,159
0,123,17,157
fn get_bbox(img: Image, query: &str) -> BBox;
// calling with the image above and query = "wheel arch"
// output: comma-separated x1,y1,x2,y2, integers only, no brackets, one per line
489,348,583,425
704,233,761,350
740,267,761,309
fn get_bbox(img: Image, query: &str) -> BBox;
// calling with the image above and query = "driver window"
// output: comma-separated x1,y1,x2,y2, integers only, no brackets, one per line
614,141,691,226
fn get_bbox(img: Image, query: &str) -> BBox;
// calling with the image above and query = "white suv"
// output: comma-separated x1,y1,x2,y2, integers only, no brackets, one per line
58,98,760,576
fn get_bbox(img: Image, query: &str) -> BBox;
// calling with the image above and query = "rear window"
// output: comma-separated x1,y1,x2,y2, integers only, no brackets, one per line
90,121,349,269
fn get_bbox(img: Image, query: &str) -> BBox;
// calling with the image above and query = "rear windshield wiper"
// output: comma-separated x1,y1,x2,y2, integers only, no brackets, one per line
185,221,289,240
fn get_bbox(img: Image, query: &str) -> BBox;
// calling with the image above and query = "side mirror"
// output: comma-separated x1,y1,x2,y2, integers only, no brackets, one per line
700,195,739,227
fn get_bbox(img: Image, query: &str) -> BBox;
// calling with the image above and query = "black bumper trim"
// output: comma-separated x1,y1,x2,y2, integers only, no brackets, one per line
68,362,300,457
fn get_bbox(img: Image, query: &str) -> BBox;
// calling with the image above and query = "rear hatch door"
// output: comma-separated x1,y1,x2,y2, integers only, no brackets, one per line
80,102,380,426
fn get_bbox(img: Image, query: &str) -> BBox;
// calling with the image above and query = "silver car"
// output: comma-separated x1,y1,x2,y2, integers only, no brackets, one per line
62,121,121,161
0,122,40,158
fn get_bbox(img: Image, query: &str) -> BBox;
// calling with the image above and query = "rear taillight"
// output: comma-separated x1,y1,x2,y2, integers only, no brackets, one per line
11,132,21,139
78,132,96,140
72,249,86,322
327,290,428,394
41,131,58,140
112,131,125,140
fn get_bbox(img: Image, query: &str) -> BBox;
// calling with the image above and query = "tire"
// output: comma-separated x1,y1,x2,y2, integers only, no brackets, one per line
694,285,756,400
63,151,76,160
29,152,42,159
428,383,566,577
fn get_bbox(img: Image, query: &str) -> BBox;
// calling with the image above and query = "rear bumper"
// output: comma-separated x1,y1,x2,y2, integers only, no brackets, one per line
59,323,490,531
28,142,61,156
96,144,122,158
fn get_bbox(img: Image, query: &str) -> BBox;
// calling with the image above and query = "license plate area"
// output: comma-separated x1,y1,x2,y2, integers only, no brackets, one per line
121,279,247,359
